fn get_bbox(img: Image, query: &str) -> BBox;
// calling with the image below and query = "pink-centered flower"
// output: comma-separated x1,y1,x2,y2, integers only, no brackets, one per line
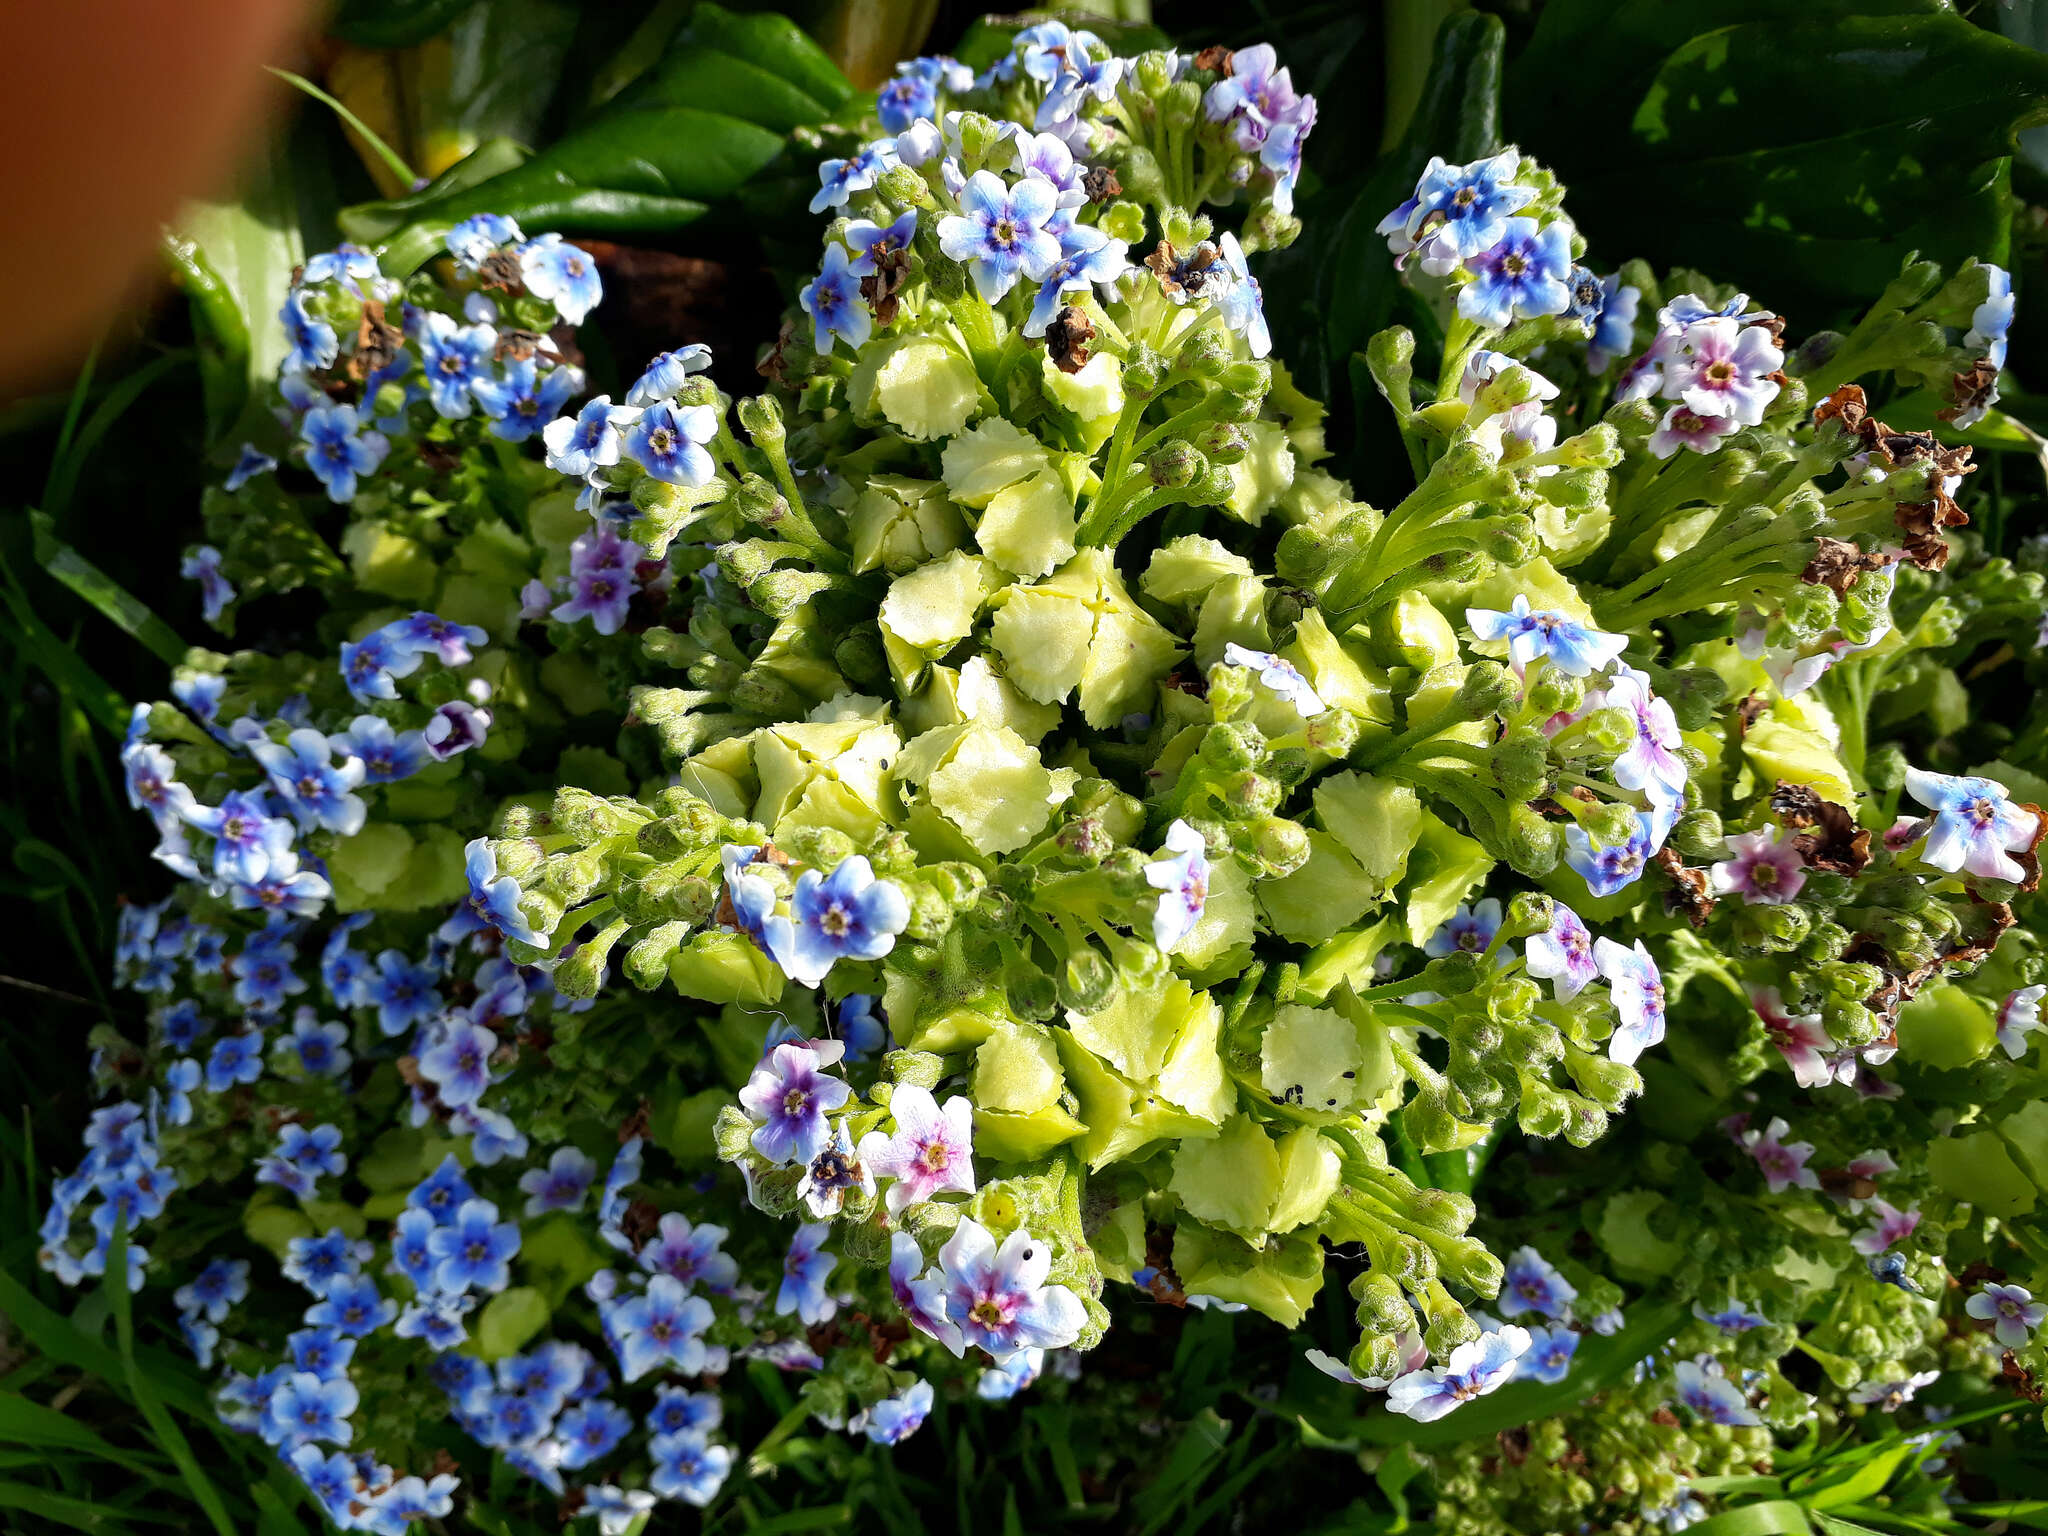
1742,1116,1820,1193
1850,1199,1921,1256
1711,830,1806,905
936,1218,1085,1361
1966,1283,2045,1349
857,1085,976,1214
1752,987,1834,1089
1997,984,2045,1059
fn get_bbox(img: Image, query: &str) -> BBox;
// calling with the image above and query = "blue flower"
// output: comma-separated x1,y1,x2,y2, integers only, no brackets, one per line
877,69,938,132
1595,936,1667,1066
1457,217,1573,329
1377,151,1533,267
173,1257,249,1323
1214,233,1272,360
253,726,368,836
650,1428,732,1506
517,1146,598,1218
287,1444,360,1521
937,1217,1084,1359
263,1370,359,1447
810,139,899,214
285,1326,356,1381
429,1199,521,1294
389,1207,439,1289
121,743,197,828
557,1398,632,1470
1025,223,1130,338
1498,1245,1578,1320
387,610,488,666
307,1272,398,1337
276,1122,347,1182
1424,898,1503,959
761,855,911,988
1565,813,1654,897
337,629,414,705
329,714,427,786
418,312,499,418
227,846,331,920
625,344,713,407
368,1473,459,1525
543,394,634,478
283,1228,361,1291
647,1387,721,1437
799,241,872,356
1518,1326,1578,1385
366,949,441,1038
622,398,718,486
472,356,582,443
320,924,374,1009
836,994,888,1060
1586,273,1641,374
162,1058,201,1125
1694,1299,1769,1334
185,789,286,884
1386,1325,1531,1422
775,1222,838,1327
281,291,339,373
224,443,276,492
1037,31,1124,128
406,1157,477,1232
1967,263,2014,369
419,1017,496,1107
739,1042,851,1165
1902,768,2040,883
298,403,389,503
178,1313,218,1368
204,1029,266,1092
577,1485,655,1534
1465,596,1628,677
302,244,380,288
938,170,1062,303
856,1379,934,1443
1525,901,1599,1002
613,1274,715,1381
844,209,919,279
458,838,543,948
395,1293,474,1351
178,545,236,626
517,233,604,324
1672,1359,1761,1426
977,1349,1043,1400
446,213,525,268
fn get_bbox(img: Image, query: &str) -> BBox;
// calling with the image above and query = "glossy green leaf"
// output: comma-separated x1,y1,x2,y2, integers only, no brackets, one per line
673,2,856,111
430,0,580,150
159,234,249,445
611,46,836,132
29,511,187,666
337,135,530,246
1687,1501,1817,1536
1504,2,2048,322
330,0,480,50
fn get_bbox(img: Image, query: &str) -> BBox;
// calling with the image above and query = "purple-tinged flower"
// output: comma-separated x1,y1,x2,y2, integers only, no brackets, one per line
552,562,638,635
281,290,339,373
122,743,198,826
1711,830,1806,905
649,1429,731,1505
1458,217,1571,327
1849,1370,1938,1412
1144,820,1210,954
1378,151,1532,266
855,1379,934,1444
1595,937,1665,1065
857,1085,976,1214
1564,814,1654,897
1386,1326,1531,1422
423,698,492,761
1966,1282,2044,1349
1025,223,1130,338
738,1041,849,1165
1666,318,1783,425
1902,768,2040,883
205,1029,267,1092
228,845,331,919
578,1485,655,1535
1647,403,1740,458
418,312,498,418
429,1199,521,1294
1998,984,2045,1058
520,1146,598,1217
1673,1359,1761,1426
1851,1199,1921,1256
299,404,389,502
330,714,428,786
418,1017,497,1108
185,788,286,884
890,1231,965,1354
1037,31,1124,128
1585,274,1641,374
306,1272,397,1337
638,1213,739,1293
264,1371,359,1447
174,1258,249,1324
1222,642,1325,715
978,1349,1044,1400
556,1399,632,1471
408,1156,475,1226
472,356,582,442
388,1207,439,1291
647,1387,722,1438
843,209,920,282
369,1473,460,1525
622,398,718,486
1741,1116,1820,1194
777,1222,839,1326
1517,1326,1578,1385
1424,898,1502,960
1694,1299,1769,1334
614,1274,715,1381
794,1124,874,1218
458,838,542,948
1498,1246,1578,1320
386,610,487,667
937,1217,1084,1361
799,240,872,356
1750,988,1833,1089
626,344,712,406
810,139,899,214
762,855,911,988
1212,231,1274,359
1602,672,1686,796
517,233,603,324
253,727,368,836
938,170,1062,303
543,394,635,479
285,1326,355,1381
283,1228,362,1292
1464,596,1627,678
876,69,938,133
1525,902,1598,1001
180,546,236,625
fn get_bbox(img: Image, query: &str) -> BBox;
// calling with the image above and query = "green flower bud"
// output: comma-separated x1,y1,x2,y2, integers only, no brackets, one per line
1505,805,1563,875
1249,816,1311,877
1671,808,1725,861
1197,422,1250,465
1158,78,1201,131
1060,945,1117,1013
1175,328,1231,379
1098,200,1147,244
712,1104,755,1162
877,164,932,209
1457,660,1520,720
1492,731,1553,801
624,920,692,990
1122,344,1166,399
1526,670,1585,720
736,392,785,450
1147,441,1205,488
1518,1078,1573,1139
1199,721,1263,772
493,834,547,877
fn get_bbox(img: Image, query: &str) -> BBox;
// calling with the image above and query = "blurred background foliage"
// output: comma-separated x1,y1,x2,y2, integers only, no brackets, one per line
6,1,2048,1530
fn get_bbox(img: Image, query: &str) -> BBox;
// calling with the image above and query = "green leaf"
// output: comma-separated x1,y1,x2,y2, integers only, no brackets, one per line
1504,3,2048,322
1686,1502,1817,1536
329,0,480,50
1792,1442,1916,1511
28,511,187,666
610,46,838,132
429,0,581,152
0,1480,183,1531
159,233,250,445
0,1392,169,1479
670,2,856,111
